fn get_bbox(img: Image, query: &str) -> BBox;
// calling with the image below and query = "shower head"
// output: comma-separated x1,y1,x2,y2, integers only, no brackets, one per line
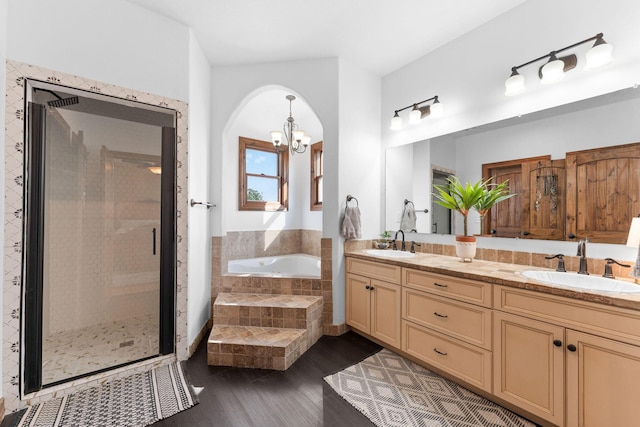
34,87,79,108
47,96,79,108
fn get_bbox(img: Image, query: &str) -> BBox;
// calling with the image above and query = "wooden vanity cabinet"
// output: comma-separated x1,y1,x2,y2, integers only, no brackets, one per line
493,310,565,426
345,258,401,348
495,285,640,427
401,269,493,392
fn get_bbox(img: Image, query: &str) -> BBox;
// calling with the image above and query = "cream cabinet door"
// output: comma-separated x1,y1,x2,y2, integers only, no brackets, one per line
493,311,565,426
370,279,401,348
566,329,640,427
346,273,371,333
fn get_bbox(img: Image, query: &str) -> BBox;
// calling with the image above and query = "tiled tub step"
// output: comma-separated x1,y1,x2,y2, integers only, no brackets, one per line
213,293,323,329
207,325,307,370
209,293,324,370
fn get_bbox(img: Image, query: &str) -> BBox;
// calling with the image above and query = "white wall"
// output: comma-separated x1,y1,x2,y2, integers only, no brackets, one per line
0,0,7,400
335,58,382,323
8,0,189,101
187,30,212,345
223,88,323,232
210,58,340,238
4,0,212,356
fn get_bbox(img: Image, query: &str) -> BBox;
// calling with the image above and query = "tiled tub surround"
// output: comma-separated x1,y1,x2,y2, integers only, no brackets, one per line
211,234,340,335
3,61,190,412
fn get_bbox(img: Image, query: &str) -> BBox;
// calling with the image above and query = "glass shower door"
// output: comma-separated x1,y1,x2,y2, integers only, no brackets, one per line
24,81,175,390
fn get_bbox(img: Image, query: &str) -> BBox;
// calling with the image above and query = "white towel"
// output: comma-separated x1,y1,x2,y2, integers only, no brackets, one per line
400,206,417,232
342,206,362,240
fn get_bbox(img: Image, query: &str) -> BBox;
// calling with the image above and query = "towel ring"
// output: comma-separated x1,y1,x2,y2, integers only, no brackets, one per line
346,195,359,207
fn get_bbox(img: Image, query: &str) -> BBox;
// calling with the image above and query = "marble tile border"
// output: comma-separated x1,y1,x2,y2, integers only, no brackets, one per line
3,60,189,412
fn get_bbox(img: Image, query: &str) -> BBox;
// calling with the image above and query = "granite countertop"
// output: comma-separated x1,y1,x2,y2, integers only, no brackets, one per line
345,250,640,311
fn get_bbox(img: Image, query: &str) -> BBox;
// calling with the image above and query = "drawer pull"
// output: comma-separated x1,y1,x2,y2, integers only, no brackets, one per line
567,344,577,352
434,312,448,319
433,282,448,288
433,348,448,356
553,339,562,347
365,285,371,290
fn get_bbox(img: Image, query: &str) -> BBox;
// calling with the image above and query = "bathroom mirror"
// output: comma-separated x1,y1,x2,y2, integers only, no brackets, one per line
385,86,640,241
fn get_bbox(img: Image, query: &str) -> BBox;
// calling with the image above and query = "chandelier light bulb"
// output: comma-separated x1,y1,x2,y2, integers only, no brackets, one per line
292,129,305,142
270,130,282,145
301,135,311,147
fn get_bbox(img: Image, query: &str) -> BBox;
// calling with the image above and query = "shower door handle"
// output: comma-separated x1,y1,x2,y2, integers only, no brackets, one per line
152,227,157,255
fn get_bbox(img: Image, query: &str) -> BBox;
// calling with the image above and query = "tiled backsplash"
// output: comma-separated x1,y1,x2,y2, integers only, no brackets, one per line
345,240,634,279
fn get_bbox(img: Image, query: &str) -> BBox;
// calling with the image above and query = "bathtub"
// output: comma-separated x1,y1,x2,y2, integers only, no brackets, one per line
227,254,321,278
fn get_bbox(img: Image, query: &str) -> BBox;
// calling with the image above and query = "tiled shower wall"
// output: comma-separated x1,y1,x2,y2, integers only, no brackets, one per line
3,60,189,412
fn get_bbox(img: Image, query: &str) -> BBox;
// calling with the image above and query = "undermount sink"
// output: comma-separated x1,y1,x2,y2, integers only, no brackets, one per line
521,270,640,294
365,249,416,259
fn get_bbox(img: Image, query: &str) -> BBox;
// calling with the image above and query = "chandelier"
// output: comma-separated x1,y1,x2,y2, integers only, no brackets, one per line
269,95,311,155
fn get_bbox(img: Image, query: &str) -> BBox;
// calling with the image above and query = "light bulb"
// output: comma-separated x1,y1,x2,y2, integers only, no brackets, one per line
409,106,421,124
585,40,613,69
430,101,444,118
270,131,282,144
390,113,402,130
292,129,305,142
541,55,565,84
505,72,526,96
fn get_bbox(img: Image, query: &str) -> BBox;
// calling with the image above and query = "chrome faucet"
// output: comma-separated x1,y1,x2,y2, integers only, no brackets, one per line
393,229,405,251
577,239,589,275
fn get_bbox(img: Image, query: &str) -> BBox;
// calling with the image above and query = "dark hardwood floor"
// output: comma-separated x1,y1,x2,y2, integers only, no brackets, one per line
152,331,381,427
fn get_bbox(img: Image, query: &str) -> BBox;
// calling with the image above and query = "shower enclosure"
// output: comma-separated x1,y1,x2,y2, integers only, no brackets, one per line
22,80,176,392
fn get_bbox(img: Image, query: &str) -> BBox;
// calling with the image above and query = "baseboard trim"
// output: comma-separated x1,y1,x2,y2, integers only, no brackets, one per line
1,396,6,421
188,319,213,357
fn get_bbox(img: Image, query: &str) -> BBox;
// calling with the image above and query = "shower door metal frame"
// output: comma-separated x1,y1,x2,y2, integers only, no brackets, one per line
21,80,177,394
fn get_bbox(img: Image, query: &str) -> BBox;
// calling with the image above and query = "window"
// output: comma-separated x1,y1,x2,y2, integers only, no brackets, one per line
310,141,323,211
239,137,288,211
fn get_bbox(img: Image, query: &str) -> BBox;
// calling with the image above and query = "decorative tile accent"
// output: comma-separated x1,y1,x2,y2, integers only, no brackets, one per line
3,60,189,412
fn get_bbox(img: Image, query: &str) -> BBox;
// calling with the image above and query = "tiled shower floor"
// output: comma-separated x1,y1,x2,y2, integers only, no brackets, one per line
42,315,159,385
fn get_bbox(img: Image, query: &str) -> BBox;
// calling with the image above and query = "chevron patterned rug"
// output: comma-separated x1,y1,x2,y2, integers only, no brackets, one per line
16,362,198,427
325,349,536,427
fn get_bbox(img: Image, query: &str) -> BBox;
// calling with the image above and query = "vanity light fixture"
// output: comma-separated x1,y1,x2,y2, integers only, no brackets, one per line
505,33,613,96
626,215,640,283
270,95,311,155
390,95,443,130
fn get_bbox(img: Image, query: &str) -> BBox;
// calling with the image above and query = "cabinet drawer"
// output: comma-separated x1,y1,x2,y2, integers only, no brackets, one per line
403,269,492,307
347,257,401,283
402,320,492,393
495,285,640,346
403,288,492,350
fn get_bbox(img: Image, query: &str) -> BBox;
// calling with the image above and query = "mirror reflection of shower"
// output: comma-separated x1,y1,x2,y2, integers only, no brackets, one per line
432,170,453,235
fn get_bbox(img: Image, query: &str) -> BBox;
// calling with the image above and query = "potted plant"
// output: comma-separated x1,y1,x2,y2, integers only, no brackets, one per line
432,176,484,262
374,230,392,249
475,178,516,236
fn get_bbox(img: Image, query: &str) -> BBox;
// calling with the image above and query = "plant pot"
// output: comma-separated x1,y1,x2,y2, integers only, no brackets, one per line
455,235,476,262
